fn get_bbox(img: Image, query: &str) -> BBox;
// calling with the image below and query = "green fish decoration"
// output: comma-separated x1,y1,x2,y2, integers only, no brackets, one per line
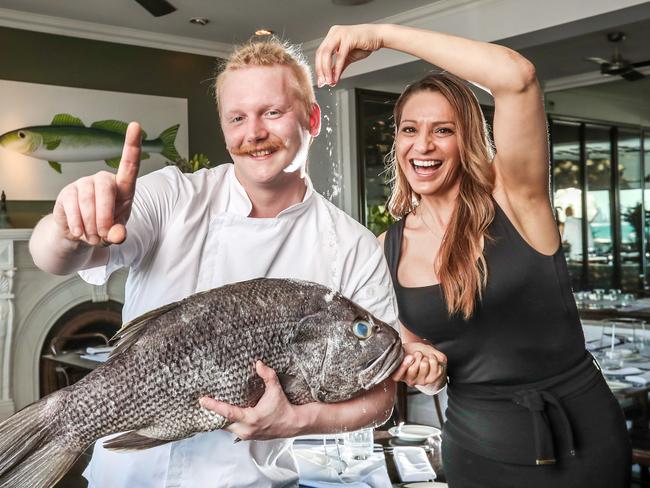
0,114,180,173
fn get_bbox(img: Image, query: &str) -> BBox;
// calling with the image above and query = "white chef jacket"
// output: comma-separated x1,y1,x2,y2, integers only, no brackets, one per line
79,163,398,488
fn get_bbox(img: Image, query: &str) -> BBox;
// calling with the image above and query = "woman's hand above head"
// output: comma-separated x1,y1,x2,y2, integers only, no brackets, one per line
315,24,385,87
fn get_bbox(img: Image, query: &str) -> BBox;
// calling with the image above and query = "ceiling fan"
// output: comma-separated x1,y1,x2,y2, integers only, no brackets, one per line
133,0,177,17
586,32,650,82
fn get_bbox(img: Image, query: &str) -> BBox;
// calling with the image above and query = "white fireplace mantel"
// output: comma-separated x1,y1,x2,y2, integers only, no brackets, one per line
0,228,127,420
0,229,26,418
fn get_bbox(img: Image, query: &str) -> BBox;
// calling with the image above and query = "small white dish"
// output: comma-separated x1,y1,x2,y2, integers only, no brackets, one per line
403,482,449,487
389,424,441,442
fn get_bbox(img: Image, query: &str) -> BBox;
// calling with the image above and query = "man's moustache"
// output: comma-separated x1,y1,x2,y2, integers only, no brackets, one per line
230,141,284,156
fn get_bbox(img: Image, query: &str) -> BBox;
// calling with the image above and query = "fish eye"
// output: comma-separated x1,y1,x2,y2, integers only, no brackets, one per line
352,320,373,340
18,131,25,139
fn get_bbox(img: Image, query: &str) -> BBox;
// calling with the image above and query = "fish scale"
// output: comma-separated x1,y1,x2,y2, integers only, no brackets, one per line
0,278,402,488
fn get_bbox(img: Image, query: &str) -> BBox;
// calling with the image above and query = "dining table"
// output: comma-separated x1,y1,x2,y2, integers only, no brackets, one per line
375,429,445,487
294,428,445,487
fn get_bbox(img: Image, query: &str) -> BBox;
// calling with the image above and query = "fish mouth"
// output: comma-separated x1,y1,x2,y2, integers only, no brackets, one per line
359,339,404,390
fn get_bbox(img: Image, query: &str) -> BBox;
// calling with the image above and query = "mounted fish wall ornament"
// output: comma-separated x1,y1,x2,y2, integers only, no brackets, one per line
0,113,180,173
0,278,402,488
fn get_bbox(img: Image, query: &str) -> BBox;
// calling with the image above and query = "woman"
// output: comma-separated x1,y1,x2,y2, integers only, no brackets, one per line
316,25,631,487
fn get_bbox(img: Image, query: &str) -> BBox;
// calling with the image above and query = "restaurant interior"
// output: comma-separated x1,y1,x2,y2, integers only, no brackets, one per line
1,0,650,486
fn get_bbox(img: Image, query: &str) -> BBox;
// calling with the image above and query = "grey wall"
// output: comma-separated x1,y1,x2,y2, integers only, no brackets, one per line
0,26,228,164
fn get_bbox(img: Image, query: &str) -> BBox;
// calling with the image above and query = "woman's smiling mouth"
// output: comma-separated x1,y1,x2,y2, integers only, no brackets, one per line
411,158,443,176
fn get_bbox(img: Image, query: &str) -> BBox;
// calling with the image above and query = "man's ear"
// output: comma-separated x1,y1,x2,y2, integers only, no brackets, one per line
309,102,321,137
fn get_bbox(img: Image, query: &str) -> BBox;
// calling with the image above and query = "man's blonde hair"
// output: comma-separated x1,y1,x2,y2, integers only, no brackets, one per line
215,37,316,122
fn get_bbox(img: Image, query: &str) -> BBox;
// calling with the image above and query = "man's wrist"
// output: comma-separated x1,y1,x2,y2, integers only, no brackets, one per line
291,402,319,437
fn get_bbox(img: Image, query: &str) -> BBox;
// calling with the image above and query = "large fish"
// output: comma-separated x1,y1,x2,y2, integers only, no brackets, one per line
0,278,402,488
0,113,180,173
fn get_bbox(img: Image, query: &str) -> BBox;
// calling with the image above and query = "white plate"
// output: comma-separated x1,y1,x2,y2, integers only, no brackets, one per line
607,380,632,392
388,424,441,442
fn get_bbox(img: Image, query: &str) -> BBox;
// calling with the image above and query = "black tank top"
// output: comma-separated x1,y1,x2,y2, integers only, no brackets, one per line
384,201,586,386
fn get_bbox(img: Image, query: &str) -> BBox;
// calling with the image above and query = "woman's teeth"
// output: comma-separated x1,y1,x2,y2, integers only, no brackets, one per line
411,159,442,175
412,159,442,167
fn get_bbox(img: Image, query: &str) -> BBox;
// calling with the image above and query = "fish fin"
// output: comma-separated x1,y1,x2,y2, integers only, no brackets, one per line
158,124,180,161
103,431,174,451
0,443,80,488
109,288,216,358
105,157,121,168
141,152,150,160
92,120,148,140
0,393,83,488
45,139,61,150
110,300,184,357
48,161,62,173
51,113,85,127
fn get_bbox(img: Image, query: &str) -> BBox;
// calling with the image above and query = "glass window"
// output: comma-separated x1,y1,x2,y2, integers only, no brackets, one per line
552,121,583,290
356,90,398,235
618,129,643,292
585,125,613,290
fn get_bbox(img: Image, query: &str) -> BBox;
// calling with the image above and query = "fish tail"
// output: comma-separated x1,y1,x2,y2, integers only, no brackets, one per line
0,396,83,488
158,124,180,162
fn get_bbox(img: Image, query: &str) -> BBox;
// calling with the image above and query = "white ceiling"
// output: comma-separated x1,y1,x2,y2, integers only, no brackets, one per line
1,0,650,97
0,0,437,48
336,7,650,110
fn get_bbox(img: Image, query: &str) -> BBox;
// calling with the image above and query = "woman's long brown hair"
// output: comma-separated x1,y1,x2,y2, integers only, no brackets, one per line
387,73,495,320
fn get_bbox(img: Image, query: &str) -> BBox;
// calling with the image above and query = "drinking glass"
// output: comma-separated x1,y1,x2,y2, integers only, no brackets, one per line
344,428,374,461
621,293,636,308
630,320,648,357
599,321,624,369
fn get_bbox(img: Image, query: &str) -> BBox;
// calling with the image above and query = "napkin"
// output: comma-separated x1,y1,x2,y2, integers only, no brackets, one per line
295,445,392,488
393,446,436,483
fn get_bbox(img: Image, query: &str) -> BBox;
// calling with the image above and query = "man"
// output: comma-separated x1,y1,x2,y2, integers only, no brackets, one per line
29,37,401,488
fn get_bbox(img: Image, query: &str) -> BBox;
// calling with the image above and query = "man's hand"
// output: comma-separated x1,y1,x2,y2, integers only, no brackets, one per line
392,342,447,389
52,122,142,247
199,361,302,441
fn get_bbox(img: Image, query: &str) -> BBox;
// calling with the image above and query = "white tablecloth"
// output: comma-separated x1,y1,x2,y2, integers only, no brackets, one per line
295,443,392,488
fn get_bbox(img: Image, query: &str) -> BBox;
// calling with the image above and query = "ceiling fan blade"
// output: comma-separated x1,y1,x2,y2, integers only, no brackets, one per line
621,69,645,81
585,56,609,65
133,0,176,17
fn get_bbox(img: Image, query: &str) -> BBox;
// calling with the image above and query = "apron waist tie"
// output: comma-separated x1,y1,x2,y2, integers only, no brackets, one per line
512,389,576,465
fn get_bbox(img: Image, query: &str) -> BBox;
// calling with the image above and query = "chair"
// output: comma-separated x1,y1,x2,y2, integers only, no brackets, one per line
632,446,650,485
396,383,445,428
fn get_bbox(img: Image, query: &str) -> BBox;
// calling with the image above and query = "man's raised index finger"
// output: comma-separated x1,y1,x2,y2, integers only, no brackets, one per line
116,122,142,196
